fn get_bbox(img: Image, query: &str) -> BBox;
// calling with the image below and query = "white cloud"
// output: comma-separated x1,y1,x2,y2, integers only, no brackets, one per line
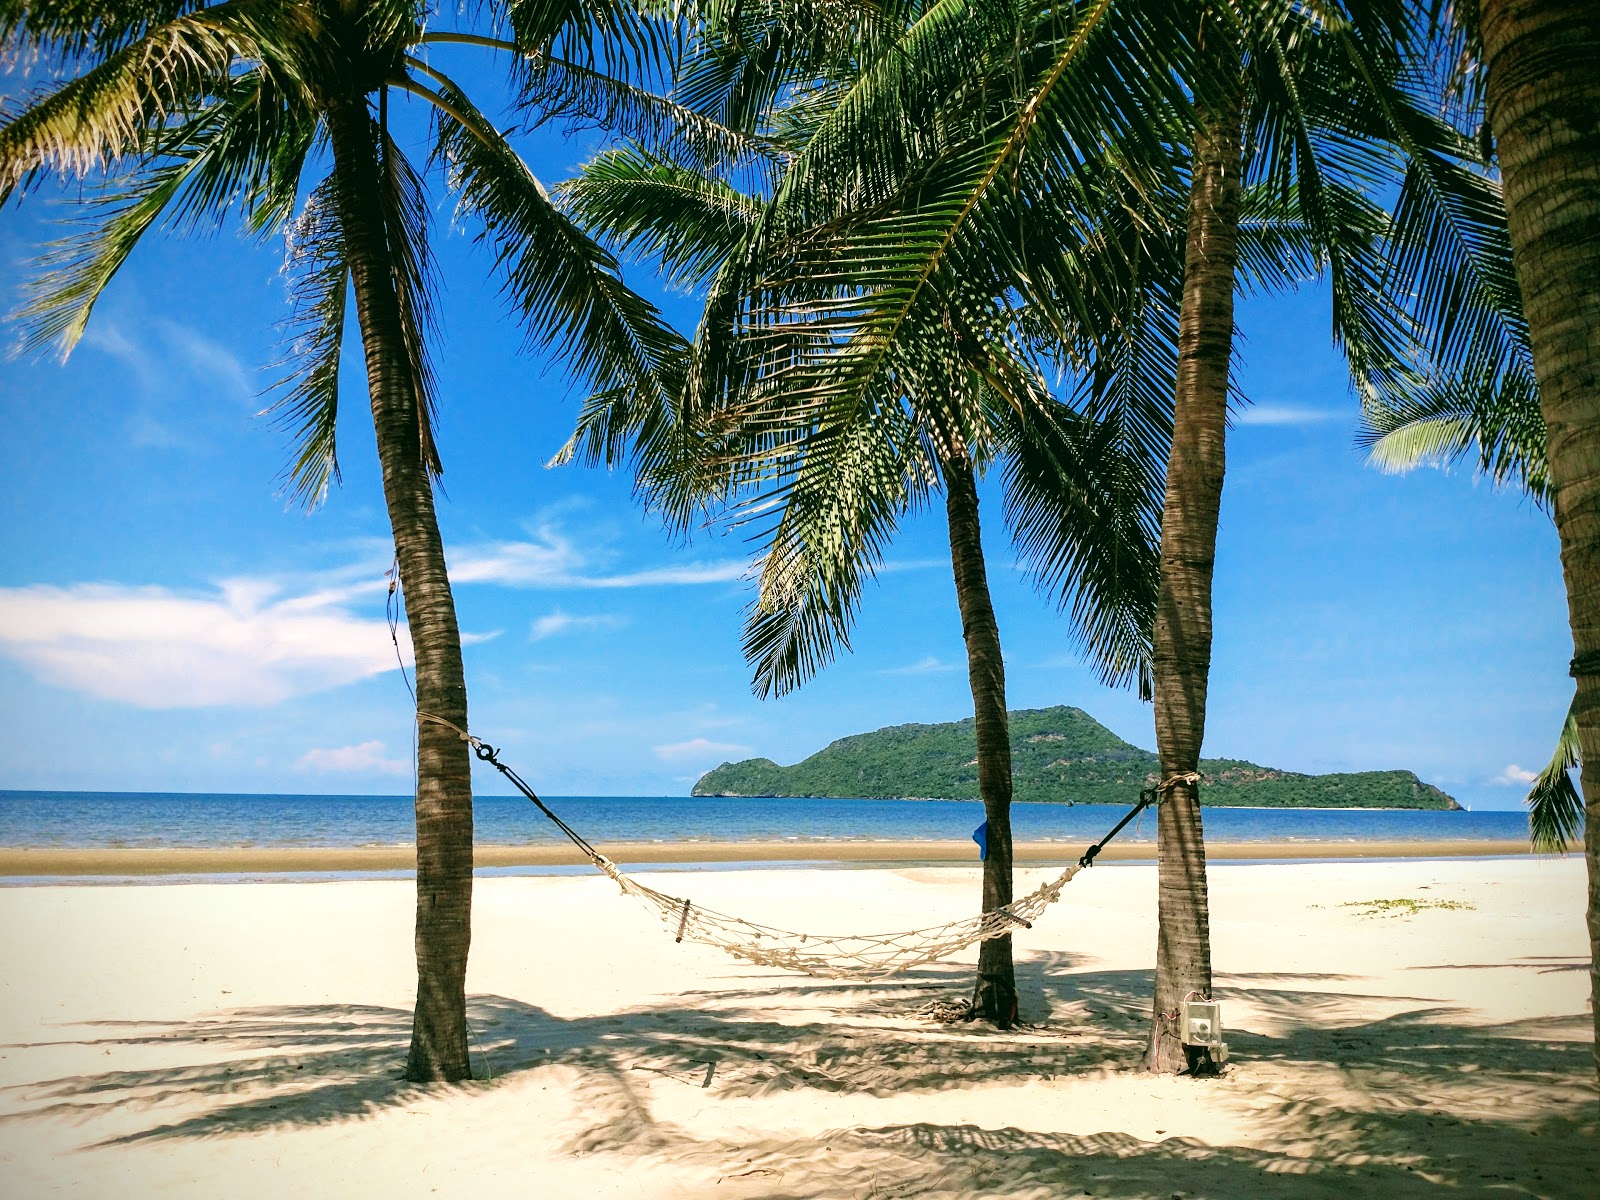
530,610,626,640
1235,405,1343,427
653,737,753,762
296,740,410,776
1493,764,1538,786
881,655,958,675
590,562,748,587
0,579,408,708
449,522,748,590
155,320,253,400
84,320,255,449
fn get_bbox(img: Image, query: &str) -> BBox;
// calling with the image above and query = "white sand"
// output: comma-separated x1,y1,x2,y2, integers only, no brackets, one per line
0,858,1594,1198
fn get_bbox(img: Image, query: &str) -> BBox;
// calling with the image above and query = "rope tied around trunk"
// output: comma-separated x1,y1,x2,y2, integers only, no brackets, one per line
416,712,1179,981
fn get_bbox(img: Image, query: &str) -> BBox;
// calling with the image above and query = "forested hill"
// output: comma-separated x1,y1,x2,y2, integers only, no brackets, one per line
693,706,1461,809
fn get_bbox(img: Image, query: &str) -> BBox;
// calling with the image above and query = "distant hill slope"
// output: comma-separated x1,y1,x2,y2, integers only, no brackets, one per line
693,706,1461,809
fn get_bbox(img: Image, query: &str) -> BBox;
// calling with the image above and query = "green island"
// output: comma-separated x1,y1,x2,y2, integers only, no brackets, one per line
693,706,1461,809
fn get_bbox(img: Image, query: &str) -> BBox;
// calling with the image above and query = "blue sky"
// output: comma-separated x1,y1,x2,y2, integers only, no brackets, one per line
0,88,1571,810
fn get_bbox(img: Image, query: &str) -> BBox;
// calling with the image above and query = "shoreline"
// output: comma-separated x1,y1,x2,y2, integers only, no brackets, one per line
0,836,1560,877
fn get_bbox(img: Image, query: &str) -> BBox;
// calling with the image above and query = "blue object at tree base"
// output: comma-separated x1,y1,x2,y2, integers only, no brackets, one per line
972,820,988,861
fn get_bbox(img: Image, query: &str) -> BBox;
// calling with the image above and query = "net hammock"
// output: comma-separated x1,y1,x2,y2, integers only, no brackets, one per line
418,713,1193,982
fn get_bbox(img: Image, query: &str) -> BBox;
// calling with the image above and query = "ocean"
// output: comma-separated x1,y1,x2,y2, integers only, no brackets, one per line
0,789,1534,851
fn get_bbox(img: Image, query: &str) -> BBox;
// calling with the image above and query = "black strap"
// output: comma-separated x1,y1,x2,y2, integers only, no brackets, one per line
471,740,608,864
1078,785,1160,868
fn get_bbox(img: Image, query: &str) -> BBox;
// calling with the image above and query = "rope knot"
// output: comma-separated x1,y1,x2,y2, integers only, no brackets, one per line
1155,770,1203,797
416,710,480,748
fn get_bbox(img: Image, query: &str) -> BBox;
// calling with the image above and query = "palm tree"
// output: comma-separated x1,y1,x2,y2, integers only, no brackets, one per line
1467,0,1600,1081
1123,0,1465,1071
0,0,692,1081
1350,0,1598,1079
557,7,1180,1024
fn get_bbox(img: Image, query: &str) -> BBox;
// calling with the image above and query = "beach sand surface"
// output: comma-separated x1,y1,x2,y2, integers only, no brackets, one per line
0,838,1560,877
0,858,1593,1198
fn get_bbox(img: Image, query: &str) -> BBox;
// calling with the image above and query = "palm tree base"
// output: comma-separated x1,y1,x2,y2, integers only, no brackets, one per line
971,936,1018,1029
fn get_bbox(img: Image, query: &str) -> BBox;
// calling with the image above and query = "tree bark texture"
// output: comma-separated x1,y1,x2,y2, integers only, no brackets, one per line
326,99,476,1083
1144,85,1243,1074
942,448,1018,1028
1479,0,1600,1083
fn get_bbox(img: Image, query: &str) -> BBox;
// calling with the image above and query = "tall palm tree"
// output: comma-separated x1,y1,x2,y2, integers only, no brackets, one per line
1127,0,1445,1071
1468,0,1600,1082
0,0,693,1081
557,5,1182,1024
1351,0,1598,1079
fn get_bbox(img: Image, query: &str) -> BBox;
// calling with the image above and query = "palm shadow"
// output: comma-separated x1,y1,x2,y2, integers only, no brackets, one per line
1,952,1593,1196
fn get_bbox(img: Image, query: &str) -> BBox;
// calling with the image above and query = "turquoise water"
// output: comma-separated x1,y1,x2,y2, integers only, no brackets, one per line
0,790,1534,851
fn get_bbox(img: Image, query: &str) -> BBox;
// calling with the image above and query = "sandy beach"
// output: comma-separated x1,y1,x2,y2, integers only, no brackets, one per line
0,837,1560,877
0,856,1593,1198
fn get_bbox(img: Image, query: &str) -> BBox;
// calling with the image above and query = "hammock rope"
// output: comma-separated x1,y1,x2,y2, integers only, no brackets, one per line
417,711,1198,981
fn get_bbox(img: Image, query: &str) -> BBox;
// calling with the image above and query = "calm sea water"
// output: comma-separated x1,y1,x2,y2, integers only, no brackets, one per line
0,790,1533,850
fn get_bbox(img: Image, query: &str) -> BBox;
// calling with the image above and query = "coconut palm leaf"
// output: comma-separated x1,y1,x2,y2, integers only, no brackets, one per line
742,388,926,696
1528,696,1583,854
557,145,763,289
0,0,315,199
14,67,314,352
1359,360,1550,502
267,176,348,507
0,1,206,57
420,72,687,415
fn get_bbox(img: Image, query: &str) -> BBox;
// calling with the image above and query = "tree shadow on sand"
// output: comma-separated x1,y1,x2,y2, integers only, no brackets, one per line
1,953,1594,1197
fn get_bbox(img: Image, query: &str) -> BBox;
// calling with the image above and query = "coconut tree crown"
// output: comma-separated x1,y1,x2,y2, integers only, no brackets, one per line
0,0,710,504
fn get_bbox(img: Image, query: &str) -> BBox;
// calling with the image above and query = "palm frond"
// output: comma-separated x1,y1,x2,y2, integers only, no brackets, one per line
421,73,688,434
997,365,1162,690
1528,694,1584,854
514,51,787,170
743,387,925,697
14,66,318,354
0,0,314,201
264,176,348,508
0,0,203,59
1358,360,1550,502
558,144,762,289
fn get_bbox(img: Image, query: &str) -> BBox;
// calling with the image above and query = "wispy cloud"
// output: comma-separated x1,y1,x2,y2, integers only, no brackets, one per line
530,610,626,641
1235,404,1344,427
653,737,753,763
296,740,409,776
0,579,407,708
85,320,256,448
1493,764,1538,786
450,521,748,590
156,319,253,400
881,655,957,676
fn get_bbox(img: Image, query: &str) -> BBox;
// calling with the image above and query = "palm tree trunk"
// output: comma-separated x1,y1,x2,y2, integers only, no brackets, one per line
326,98,475,1083
1479,0,1600,1084
1143,78,1243,1074
942,446,1017,1028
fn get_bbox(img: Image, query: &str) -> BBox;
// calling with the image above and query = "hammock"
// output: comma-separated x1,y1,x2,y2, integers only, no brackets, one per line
418,713,1190,981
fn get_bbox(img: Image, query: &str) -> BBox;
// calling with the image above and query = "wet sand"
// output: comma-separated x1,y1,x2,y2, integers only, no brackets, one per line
0,837,1554,877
